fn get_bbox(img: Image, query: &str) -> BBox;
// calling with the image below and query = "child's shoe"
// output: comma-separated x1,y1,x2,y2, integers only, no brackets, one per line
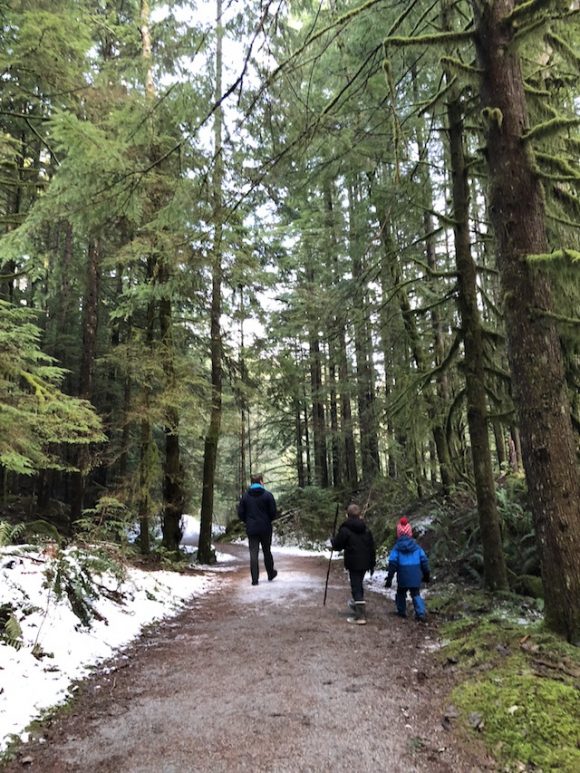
347,601,367,625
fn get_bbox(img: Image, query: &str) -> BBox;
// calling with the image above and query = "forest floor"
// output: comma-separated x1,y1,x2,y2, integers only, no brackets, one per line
1,545,495,772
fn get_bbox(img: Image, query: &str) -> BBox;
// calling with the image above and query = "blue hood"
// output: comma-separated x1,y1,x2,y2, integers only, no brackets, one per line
396,536,419,554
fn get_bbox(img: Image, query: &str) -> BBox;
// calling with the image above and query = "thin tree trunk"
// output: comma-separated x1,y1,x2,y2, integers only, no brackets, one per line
307,292,329,487
69,239,101,528
348,180,379,480
159,278,184,552
327,338,341,488
473,0,580,638
198,0,224,563
323,182,358,487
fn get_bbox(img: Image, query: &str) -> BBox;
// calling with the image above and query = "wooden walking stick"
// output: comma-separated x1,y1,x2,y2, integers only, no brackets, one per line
323,503,340,606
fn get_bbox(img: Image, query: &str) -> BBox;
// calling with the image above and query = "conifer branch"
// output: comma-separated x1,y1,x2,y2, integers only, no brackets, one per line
522,116,580,142
504,0,552,26
512,14,550,44
531,309,580,326
545,209,580,230
440,56,482,79
544,31,580,68
535,153,580,180
527,248,580,263
418,75,457,115
384,30,474,48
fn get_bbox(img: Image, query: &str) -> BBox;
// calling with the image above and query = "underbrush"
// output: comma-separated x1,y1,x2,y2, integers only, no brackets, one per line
432,590,580,771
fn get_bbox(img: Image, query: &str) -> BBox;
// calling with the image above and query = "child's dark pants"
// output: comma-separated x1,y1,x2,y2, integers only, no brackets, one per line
349,569,366,602
395,587,426,619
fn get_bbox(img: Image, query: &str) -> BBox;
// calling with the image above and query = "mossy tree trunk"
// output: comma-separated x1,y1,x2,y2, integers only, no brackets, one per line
444,65,508,590
472,0,580,639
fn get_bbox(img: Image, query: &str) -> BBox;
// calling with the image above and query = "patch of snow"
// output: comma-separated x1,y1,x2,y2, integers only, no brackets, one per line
0,545,218,752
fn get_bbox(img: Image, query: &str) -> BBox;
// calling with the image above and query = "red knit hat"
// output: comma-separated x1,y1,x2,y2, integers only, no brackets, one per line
397,517,413,538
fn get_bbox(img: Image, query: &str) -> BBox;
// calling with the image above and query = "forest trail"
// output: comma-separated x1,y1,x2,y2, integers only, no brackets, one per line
2,546,492,772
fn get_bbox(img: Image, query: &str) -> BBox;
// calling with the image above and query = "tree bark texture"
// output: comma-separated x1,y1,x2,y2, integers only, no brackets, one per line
199,0,224,563
473,0,580,638
69,239,101,527
159,287,184,552
445,82,508,590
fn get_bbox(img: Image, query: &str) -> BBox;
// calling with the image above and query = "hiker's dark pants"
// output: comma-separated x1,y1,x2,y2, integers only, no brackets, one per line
349,569,366,602
248,532,274,583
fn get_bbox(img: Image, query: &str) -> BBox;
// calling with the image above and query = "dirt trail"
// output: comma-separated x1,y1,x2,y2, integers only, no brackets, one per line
2,546,491,772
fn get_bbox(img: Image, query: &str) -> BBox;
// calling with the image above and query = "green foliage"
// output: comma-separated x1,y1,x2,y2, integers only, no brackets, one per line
0,604,23,650
0,521,27,547
43,547,125,628
427,481,539,592
0,302,105,474
76,497,133,546
275,486,340,545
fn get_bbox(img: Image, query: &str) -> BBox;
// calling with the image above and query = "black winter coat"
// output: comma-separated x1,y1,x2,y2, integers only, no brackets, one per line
238,485,277,537
331,517,376,573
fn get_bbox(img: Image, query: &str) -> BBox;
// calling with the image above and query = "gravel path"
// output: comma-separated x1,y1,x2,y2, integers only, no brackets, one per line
2,546,491,772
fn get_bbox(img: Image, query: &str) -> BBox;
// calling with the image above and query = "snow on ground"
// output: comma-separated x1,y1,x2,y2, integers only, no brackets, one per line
0,544,222,752
0,539,333,753
0,532,401,754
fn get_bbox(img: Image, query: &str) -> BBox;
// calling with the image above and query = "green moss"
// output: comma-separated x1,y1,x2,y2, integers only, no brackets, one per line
435,589,580,770
453,672,580,770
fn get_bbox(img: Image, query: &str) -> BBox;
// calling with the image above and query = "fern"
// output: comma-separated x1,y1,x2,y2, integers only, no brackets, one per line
0,521,26,547
4,613,23,649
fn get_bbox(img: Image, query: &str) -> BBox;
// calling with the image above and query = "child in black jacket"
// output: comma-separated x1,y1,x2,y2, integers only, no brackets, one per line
331,503,376,625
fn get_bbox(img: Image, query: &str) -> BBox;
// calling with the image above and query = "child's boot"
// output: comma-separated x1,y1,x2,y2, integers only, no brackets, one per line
347,601,367,625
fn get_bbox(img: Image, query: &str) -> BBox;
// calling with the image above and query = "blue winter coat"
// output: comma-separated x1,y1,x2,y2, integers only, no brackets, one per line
387,537,429,589
238,484,277,537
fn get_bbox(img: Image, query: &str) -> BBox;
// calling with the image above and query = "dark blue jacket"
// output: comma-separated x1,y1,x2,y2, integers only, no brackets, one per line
238,484,277,537
387,537,429,589
332,517,376,573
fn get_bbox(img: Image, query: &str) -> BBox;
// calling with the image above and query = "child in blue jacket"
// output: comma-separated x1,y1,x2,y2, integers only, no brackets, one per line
385,517,430,621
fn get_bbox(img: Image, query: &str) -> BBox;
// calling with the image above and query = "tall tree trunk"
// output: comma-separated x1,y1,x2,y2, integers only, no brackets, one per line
473,0,580,638
327,337,341,488
294,397,306,488
302,381,312,486
307,273,329,488
445,84,508,590
137,1,156,555
69,239,101,528
348,180,380,480
198,0,224,563
323,181,357,487
442,1,508,590
159,275,184,552
239,288,248,494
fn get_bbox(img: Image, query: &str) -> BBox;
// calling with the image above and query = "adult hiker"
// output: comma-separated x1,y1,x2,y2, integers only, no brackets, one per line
385,516,430,621
238,472,278,586
331,503,376,625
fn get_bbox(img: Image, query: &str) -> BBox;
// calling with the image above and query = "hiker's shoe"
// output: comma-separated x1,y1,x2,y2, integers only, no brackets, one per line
347,601,367,624
268,570,278,581
415,615,427,623
251,580,259,586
